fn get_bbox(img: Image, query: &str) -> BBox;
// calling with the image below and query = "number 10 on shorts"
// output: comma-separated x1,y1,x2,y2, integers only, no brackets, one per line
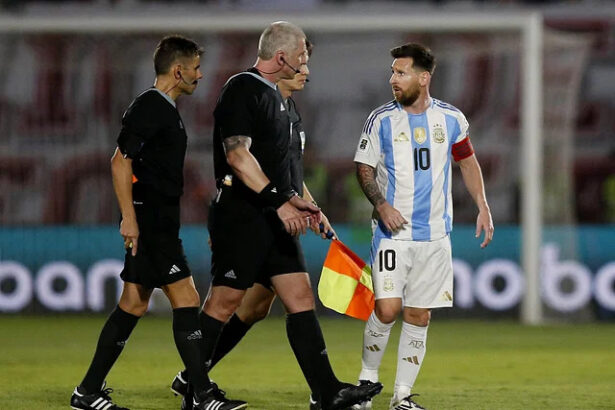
378,249,396,272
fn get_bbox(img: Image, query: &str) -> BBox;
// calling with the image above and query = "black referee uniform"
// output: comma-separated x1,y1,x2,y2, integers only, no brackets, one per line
117,88,192,288
209,68,307,290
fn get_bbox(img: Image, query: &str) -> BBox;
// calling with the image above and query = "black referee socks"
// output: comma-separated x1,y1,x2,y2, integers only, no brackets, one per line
209,313,252,369
199,311,225,372
80,306,139,394
173,307,209,394
286,310,340,401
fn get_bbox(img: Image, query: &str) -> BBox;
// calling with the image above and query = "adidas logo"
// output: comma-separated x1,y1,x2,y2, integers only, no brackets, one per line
366,344,380,352
169,264,181,275
224,270,237,279
187,330,202,340
402,356,420,365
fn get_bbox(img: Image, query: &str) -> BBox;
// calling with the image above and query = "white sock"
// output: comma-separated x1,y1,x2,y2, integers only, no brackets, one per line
358,311,395,382
394,322,428,397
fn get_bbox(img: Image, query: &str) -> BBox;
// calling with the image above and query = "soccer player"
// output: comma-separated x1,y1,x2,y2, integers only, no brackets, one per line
185,21,382,410
70,35,245,410
170,40,336,410
352,43,494,410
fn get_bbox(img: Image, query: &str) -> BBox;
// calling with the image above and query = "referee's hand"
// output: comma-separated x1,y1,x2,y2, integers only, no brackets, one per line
277,197,318,236
120,217,139,256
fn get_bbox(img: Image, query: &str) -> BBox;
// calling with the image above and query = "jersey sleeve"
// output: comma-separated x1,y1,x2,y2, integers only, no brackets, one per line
214,78,253,140
117,96,160,159
451,112,474,161
454,112,469,143
353,111,382,168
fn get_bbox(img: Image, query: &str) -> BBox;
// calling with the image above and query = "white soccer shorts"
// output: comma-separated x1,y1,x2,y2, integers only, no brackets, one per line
370,235,453,308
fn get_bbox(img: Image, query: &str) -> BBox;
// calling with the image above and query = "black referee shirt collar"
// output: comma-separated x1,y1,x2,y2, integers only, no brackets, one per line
151,87,176,108
244,67,277,90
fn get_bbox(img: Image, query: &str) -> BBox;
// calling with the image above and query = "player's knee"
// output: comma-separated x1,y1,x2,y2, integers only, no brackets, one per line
404,309,430,326
374,305,399,324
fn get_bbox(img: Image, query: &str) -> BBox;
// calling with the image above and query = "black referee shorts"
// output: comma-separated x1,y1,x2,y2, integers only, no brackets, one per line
120,185,191,289
208,191,306,290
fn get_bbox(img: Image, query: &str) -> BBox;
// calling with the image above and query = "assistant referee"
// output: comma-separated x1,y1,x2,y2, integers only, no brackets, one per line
70,35,244,410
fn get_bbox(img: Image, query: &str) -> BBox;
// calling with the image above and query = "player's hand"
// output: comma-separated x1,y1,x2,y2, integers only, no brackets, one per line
120,217,139,256
375,201,408,233
476,207,494,248
277,201,311,236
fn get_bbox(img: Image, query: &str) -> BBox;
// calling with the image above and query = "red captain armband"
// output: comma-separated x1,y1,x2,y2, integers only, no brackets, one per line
451,136,474,162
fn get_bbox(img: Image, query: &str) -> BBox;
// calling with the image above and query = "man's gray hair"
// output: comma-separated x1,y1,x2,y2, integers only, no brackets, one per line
257,21,306,60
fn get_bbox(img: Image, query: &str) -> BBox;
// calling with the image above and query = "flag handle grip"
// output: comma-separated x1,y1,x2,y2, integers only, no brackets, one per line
319,223,335,240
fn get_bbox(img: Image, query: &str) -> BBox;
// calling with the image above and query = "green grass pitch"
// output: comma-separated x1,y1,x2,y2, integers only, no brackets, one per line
1,315,614,409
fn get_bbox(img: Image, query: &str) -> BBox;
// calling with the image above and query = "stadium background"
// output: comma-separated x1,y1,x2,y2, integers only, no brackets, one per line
0,1,613,321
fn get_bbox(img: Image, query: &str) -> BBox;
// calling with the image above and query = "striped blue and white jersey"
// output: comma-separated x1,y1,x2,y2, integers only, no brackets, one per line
354,98,470,241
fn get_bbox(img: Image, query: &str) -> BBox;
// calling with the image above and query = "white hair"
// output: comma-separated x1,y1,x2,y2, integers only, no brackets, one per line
257,21,305,60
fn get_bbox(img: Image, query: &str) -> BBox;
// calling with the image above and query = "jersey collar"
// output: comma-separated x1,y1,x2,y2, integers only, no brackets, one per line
152,87,176,108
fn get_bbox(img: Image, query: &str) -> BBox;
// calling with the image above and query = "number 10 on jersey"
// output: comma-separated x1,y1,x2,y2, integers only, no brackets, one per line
414,147,430,170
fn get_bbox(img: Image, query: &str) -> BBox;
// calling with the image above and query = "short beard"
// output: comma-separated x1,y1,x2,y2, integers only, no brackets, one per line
395,88,420,106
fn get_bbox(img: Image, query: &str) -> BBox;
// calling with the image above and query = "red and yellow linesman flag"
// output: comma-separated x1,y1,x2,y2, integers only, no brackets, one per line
318,240,374,321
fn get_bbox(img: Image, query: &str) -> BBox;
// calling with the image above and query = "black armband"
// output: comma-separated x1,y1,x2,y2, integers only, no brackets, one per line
259,183,292,209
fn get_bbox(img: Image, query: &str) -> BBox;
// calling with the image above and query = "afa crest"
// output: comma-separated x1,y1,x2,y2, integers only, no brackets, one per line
383,276,394,292
433,125,446,143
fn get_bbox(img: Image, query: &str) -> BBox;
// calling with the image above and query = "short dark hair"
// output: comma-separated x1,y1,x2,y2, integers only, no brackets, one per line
154,35,203,75
390,43,436,74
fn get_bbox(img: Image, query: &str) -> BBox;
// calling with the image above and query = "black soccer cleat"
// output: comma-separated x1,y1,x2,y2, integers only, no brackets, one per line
322,381,383,410
309,393,321,410
171,370,190,397
351,380,377,409
391,394,426,410
181,382,194,410
192,383,247,410
70,384,129,410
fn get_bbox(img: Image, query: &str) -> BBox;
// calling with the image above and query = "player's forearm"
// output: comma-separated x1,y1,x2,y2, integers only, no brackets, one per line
110,148,136,220
459,155,490,212
356,162,385,207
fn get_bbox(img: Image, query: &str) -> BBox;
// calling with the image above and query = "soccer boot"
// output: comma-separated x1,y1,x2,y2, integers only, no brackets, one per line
181,382,194,410
70,384,129,410
193,383,247,410
309,393,321,410
322,381,383,410
390,394,426,410
350,381,377,410
171,370,190,397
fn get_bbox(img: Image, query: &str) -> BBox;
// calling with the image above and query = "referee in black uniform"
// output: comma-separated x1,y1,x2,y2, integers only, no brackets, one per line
171,40,337,410
70,35,245,410
193,22,382,410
